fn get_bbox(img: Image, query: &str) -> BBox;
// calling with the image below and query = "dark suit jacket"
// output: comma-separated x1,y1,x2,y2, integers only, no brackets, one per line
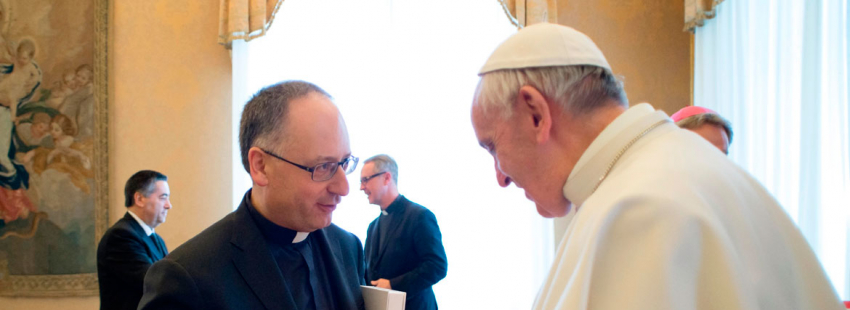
365,195,448,310
138,192,366,310
97,212,168,310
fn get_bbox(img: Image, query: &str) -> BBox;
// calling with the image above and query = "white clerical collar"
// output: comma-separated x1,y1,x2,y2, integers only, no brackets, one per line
292,232,309,243
127,210,155,236
563,103,669,207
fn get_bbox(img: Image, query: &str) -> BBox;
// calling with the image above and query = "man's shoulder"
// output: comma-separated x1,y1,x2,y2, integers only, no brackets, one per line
166,211,239,263
401,198,436,218
100,216,140,242
97,216,146,258
607,128,744,194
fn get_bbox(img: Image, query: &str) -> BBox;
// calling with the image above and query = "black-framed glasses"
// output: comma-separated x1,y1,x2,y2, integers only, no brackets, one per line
360,172,387,184
260,148,359,182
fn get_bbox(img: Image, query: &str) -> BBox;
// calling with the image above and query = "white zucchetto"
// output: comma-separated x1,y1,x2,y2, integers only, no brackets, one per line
479,23,611,75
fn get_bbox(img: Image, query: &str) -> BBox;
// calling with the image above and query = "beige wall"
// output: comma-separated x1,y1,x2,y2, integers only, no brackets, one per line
557,0,690,114
552,0,691,242
2,0,233,308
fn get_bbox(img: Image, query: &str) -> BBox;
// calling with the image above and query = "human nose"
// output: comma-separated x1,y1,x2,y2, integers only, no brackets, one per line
165,199,172,209
495,161,512,188
329,165,350,196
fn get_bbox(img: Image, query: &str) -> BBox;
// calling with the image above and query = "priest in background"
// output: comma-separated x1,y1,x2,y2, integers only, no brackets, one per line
360,154,447,310
469,23,844,310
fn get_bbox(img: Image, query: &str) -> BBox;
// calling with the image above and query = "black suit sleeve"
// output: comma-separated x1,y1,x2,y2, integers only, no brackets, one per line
389,210,448,292
101,229,156,291
138,258,203,310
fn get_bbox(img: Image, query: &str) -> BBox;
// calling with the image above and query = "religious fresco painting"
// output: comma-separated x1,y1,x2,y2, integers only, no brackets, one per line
0,0,107,296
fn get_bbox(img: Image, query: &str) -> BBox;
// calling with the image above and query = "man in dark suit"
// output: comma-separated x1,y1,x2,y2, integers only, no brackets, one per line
139,81,366,310
360,155,448,310
97,170,171,310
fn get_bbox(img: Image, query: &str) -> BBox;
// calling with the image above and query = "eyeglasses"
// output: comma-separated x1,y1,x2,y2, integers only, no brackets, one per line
260,148,359,182
360,171,386,184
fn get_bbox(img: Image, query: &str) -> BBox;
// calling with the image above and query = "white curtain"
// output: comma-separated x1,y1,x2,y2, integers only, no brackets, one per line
694,0,850,299
230,0,554,308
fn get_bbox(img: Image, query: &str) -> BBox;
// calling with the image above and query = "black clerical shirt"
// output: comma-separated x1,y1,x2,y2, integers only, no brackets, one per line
246,201,332,310
376,195,404,253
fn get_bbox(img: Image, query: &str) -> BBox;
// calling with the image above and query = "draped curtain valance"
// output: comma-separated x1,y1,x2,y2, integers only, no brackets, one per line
219,0,284,46
498,0,557,28
684,0,727,31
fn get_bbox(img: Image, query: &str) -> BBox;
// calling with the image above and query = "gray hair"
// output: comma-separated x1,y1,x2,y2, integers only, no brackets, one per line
473,65,628,118
676,113,734,144
364,154,398,185
239,80,332,173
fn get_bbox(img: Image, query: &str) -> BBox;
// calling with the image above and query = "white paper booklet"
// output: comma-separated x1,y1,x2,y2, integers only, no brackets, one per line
361,285,406,310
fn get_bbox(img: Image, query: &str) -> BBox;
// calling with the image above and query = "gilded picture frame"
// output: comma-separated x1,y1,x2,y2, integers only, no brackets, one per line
0,0,108,297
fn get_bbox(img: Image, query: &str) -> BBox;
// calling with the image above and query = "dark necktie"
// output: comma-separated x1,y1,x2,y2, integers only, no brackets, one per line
150,233,166,260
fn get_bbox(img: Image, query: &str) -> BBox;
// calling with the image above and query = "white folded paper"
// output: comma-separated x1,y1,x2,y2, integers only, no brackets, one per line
361,285,406,310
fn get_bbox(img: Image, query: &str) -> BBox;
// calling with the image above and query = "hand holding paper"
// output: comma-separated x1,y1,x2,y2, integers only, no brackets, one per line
371,278,392,289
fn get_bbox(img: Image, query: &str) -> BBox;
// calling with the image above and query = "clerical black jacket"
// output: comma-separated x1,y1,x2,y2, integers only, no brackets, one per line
138,190,366,310
365,195,448,310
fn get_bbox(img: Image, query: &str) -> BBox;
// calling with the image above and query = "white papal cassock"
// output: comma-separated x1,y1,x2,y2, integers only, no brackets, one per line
532,103,844,310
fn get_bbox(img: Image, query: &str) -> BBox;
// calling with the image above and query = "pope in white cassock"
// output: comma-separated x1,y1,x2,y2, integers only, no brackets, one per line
470,23,844,310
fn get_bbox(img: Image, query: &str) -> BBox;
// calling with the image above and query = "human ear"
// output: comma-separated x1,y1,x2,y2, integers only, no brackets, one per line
134,192,144,207
517,86,552,143
248,147,270,186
